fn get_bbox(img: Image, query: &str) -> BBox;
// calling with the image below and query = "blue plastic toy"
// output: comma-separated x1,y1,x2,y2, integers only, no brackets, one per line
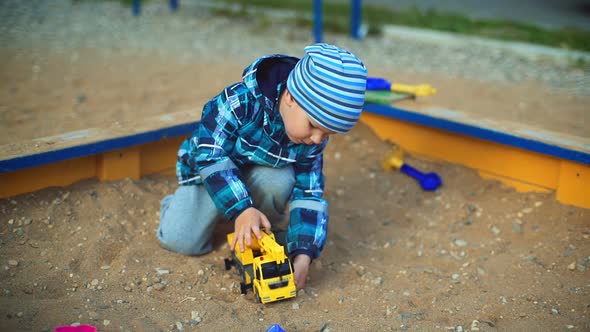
366,77,392,91
400,164,442,191
267,324,287,332
382,145,442,191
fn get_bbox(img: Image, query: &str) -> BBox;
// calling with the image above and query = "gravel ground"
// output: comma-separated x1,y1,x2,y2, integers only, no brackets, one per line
1,0,589,97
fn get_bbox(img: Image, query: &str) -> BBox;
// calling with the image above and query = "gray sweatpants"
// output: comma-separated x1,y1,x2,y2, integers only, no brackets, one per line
157,165,295,256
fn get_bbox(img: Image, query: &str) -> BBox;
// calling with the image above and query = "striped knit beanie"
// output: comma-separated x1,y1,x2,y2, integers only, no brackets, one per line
287,43,367,133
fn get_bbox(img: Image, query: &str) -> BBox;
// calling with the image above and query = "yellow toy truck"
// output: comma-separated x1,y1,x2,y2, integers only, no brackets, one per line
224,232,297,304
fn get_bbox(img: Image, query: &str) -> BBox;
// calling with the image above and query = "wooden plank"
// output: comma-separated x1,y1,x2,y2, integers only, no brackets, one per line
557,160,590,208
363,103,590,165
0,110,200,173
0,156,97,198
1,102,588,208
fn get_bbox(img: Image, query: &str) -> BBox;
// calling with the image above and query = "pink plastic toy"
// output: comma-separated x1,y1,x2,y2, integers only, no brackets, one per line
55,325,97,332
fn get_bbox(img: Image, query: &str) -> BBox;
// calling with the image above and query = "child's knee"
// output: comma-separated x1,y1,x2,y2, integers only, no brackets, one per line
156,186,217,256
157,224,213,256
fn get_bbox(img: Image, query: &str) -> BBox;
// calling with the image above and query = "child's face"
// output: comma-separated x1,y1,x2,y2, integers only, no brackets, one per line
280,90,335,145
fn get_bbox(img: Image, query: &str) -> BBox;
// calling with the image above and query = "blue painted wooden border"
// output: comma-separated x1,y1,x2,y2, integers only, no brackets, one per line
2,103,588,174
0,121,198,173
364,103,590,165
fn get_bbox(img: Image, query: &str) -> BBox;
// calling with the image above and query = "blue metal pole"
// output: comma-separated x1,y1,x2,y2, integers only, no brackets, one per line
351,0,362,39
170,0,179,12
314,0,323,43
132,0,141,16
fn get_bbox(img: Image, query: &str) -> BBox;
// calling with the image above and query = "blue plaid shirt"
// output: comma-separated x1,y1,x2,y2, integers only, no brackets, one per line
176,55,329,259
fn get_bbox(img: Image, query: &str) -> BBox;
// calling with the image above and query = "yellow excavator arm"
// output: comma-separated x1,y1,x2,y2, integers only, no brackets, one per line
258,232,286,264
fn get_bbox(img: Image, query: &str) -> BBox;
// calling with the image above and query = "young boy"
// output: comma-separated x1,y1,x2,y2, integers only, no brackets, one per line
157,43,367,288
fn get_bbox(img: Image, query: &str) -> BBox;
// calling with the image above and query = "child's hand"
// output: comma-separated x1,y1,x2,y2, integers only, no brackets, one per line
292,254,311,289
232,207,271,252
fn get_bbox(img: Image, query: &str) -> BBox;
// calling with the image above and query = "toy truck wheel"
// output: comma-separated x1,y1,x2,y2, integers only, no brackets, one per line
224,258,232,270
254,288,261,303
